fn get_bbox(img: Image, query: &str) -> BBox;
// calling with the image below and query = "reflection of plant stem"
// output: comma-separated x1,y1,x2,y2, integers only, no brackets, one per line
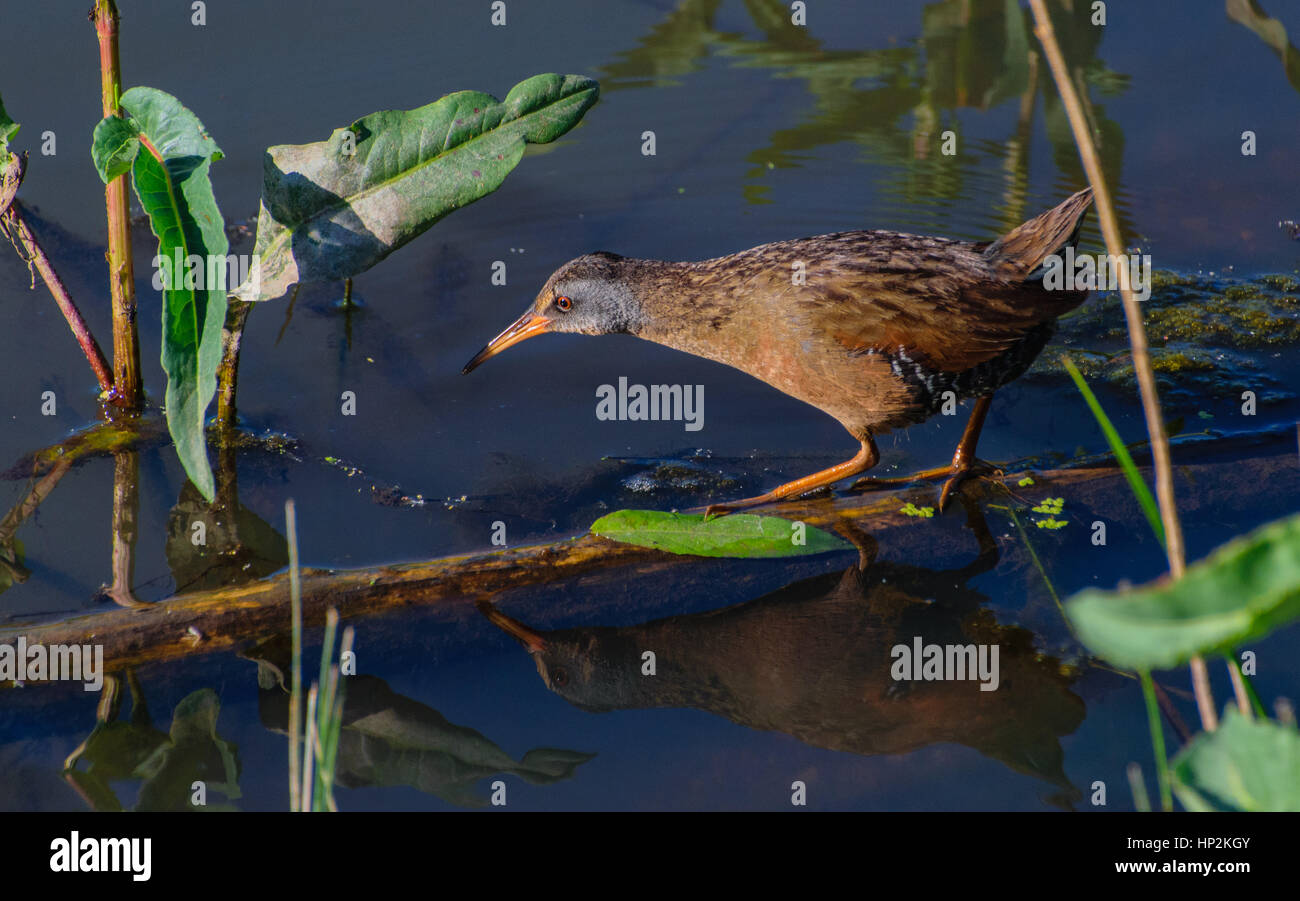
1139,670,1172,811
998,49,1037,223
93,0,142,412
0,457,72,546
214,435,240,522
275,285,300,346
1028,0,1213,732
0,455,73,586
997,501,1068,630
106,451,145,608
0,159,115,399
998,497,1194,743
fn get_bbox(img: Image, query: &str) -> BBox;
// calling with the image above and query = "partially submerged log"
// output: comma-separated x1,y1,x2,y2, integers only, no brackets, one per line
4,445,1297,675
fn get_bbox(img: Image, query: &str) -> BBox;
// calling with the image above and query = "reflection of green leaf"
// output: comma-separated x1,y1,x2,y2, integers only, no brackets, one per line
0,538,24,596
90,87,228,502
590,509,849,558
235,73,599,301
1067,512,1300,670
1171,710,1300,811
134,688,241,810
165,482,288,591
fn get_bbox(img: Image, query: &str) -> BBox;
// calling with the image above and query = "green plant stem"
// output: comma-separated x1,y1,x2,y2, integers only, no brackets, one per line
1060,356,1164,546
93,0,141,412
1139,670,1172,811
1126,762,1151,813
302,683,317,813
1224,653,1265,719
313,609,339,811
286,499,302,812
1028,0,1212,733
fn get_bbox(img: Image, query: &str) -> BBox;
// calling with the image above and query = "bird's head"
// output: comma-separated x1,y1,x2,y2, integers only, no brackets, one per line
462,252,643,373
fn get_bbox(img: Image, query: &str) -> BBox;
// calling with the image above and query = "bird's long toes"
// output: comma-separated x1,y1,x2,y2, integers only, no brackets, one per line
702,503,735,520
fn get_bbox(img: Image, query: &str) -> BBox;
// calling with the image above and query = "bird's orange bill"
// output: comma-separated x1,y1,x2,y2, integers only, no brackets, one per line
476,601,547,653
462,311,550,374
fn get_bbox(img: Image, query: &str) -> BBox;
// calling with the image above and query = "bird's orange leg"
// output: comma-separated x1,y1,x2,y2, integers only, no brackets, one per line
703,438,879,519
852,395,997,511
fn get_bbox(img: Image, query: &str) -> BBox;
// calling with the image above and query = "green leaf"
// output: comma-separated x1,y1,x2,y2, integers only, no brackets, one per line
234,73,599,301
0,91,18,155
1171,710,1300,811
91,87,228,501
90,115,140,182
0,91,19,188
1066,511,1300,670
590,509,850,558
1060,355,1165,547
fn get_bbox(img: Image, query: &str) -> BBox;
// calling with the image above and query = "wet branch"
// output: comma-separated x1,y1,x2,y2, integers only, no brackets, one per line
7,450,1293,677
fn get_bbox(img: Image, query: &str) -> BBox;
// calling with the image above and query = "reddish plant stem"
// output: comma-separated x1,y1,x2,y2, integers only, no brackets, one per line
94,0,142,412
3,200,116,399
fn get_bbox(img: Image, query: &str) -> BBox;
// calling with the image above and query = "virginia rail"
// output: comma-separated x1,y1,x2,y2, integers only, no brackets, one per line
464,189,1093,516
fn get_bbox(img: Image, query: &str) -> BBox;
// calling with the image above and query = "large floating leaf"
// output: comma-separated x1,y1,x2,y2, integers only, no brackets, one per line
1171,710,1300,811
1066,512,1300,670
590,509,850,558
91,87,228,501
232,73,599,301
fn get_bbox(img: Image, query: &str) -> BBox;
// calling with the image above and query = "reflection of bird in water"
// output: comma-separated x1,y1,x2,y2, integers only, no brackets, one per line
245,641,594,808
481,503,1084,803
465,191,1092,515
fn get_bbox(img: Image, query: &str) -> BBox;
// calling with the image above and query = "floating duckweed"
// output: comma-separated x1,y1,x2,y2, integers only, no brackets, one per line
1036,517,1068,530
1149,269,1196,289
1256,274,1300,293
900,502,935,518
1152,351,1216,374
1017,476,1035,487
1032,497,1065,515
1222,284,1269,301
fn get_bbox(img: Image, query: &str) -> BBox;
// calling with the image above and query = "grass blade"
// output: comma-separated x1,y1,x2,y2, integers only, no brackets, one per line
1060,355,1165,547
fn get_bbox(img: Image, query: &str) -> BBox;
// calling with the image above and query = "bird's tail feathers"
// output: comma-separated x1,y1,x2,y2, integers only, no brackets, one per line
982,187,1094,280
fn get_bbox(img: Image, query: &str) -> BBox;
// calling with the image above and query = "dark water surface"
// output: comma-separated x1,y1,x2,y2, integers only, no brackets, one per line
1,0,1298,810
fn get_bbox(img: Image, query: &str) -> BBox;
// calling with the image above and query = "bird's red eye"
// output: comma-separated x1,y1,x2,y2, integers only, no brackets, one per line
555,295,572,311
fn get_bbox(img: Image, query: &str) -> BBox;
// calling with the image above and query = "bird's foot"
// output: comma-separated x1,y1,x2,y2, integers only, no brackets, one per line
851,459,1001,511
937,459,1001,511
700,496,764,520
